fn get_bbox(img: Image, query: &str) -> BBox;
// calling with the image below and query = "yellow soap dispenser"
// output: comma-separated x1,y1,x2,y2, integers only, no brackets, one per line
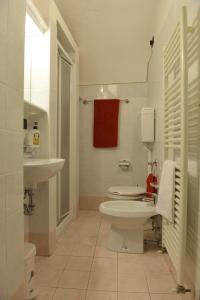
32,122,40,147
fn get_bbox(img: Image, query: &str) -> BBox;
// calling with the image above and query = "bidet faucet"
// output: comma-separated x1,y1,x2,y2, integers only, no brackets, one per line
146,192,158,205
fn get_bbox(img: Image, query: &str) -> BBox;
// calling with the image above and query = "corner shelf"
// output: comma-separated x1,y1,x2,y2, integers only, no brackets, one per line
24,100,47,116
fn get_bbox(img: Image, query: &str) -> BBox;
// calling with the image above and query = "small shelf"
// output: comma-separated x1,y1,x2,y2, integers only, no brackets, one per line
24,100,47,116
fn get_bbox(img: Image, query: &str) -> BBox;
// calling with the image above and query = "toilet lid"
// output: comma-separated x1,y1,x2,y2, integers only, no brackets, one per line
108,186,146,196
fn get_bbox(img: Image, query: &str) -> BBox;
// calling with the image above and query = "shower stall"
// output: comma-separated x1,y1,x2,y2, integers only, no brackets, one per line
57,45,71,225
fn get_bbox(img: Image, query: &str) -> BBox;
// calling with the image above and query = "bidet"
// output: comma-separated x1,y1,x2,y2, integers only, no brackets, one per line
100,200,157,253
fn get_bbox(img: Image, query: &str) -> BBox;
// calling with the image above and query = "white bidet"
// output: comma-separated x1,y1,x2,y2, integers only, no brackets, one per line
99,201,157,254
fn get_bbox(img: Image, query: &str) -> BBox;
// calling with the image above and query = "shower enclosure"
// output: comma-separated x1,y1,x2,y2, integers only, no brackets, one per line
57,46,71,225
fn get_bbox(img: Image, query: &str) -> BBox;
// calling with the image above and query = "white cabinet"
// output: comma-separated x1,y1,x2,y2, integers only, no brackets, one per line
24,15,50,111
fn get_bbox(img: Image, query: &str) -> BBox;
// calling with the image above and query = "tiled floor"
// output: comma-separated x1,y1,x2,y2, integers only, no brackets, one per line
36,211,189,300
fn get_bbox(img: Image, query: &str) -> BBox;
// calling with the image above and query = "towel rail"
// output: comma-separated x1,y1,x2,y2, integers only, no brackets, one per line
79,97,130,104
163,6,190,293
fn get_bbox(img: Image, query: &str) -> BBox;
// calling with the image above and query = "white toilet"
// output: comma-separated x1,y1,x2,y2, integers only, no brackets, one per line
107,186,146,201
100,186,157,253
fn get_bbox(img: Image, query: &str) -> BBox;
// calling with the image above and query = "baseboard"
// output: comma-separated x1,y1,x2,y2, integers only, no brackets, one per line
79,196,107,210
11,283,25,300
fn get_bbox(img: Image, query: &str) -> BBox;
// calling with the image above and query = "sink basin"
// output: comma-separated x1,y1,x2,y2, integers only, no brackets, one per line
24,158,65,184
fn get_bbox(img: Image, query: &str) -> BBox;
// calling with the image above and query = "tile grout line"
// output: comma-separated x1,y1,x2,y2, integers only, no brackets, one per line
51,287,57,300
37,212,179,299
84,213,103,300
44,212,101,299
143,254,153,300
117,251,119,300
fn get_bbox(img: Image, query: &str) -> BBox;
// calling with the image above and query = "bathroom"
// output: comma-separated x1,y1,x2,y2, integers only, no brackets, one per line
0,0,200,299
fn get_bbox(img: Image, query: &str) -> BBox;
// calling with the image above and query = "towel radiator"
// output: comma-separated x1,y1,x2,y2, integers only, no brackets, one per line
163,6,191,292
186,9,200,293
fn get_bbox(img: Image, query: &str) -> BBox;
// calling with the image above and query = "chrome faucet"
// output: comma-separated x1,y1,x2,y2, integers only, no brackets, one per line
145,192,158,205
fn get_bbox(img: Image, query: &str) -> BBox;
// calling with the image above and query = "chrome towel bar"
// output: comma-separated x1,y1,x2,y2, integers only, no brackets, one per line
79,97,130,104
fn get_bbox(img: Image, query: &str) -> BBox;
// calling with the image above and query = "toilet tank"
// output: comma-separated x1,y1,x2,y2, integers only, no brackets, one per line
141,107,155,143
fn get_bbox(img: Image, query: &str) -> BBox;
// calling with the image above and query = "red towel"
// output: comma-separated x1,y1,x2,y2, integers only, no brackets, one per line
93,99,120,148
146,173,158,197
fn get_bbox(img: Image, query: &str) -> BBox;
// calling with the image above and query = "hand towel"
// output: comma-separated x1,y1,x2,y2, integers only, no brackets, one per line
93,99,120,148
156,160,176,222
146,173,157,196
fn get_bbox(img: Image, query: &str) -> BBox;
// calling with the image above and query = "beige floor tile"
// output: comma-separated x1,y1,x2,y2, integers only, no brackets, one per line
77,217,101,225
95,245,117,258
117,253,142,259
96,234,108,246
78,232,99,240
66,256,93,271
79,235,97,246
88,271,117,291
36,267,62,287
53,288,86,300
57,270,90,289
86,290,117,300
78,210,101,217
37,287,56,300
36,255,70,271
150,294,184,300
72,243,95,257
141,254,170,275
79,224,100,233
60,231,97,246
118,273,148,293
91,257,117,273
118,256,144,275
118,254,143,262
35,210,180,300
59,232,80,244
118,292,150,300
147,274,176,293
54,241,76,256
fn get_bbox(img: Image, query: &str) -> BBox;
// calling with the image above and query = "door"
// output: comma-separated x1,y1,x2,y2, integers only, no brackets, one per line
57,49,71,224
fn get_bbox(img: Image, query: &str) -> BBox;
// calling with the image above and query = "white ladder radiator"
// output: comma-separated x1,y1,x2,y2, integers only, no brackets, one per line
163,6,191,293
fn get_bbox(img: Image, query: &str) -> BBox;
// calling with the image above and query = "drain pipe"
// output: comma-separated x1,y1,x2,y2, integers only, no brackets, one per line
24,188,35,216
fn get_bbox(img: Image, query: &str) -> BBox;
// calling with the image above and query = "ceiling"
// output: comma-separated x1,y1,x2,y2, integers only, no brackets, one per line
55,0,158,84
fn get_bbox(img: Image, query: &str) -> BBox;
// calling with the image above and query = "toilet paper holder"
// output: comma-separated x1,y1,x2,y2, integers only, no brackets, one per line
118,160,131,169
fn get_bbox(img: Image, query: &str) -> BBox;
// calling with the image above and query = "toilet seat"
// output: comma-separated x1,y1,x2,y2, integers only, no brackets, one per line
107,186,146,200
100,201,156,218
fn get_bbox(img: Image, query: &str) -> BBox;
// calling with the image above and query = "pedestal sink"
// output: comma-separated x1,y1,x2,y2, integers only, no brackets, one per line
24,158,65,185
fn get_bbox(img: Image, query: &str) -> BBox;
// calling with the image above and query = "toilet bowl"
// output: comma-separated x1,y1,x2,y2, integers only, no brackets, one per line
99,200,157,254
107,186,146,201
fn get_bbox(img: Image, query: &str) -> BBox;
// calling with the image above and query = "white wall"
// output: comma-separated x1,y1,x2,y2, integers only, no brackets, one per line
32,0,50,25
54,0,157,85
148,0,200,297
0,0,26,299
79,83,148,199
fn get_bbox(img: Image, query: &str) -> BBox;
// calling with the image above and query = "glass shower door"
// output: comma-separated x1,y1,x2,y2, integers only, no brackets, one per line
57,50,71,224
